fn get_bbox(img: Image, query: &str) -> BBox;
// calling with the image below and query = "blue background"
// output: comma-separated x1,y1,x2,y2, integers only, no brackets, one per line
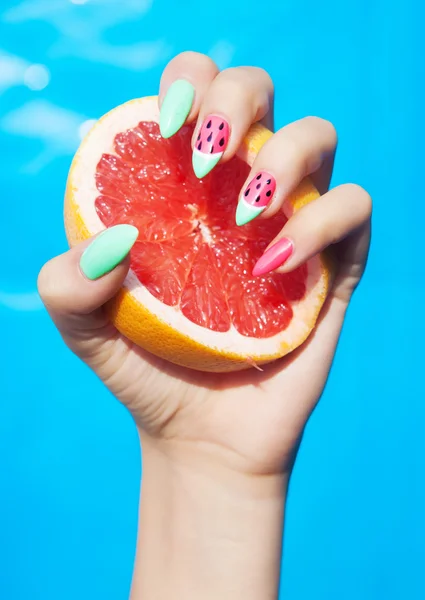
1,1,424,598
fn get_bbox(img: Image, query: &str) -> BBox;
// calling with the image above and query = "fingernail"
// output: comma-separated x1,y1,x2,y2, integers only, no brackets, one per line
192,115,230,178
159,79,195,139
236,171,276,226
80,224,139,280
252,238,293,277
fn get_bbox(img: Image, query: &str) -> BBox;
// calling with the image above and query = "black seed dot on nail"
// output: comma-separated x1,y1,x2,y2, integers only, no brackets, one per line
210,146,214,153
219,137,225,147
206,120,212,128
255,196,260,202
219,122,224,130
256,183,261,190
244,188,250,197
256,174,262,180
197,133,201,141
198,142,202,150
266,179,271,184
266,190,272,197
207,132,213,142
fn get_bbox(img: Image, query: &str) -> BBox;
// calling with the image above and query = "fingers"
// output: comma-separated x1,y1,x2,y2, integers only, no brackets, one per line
37,225,138,352
191,67,274,177
158,56,369,301
252,183,372,286
158,52,274,177
236,117,337,226
234,115,371,300
159,51,219,139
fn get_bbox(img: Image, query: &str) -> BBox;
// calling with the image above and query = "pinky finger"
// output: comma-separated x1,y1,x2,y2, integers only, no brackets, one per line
252,184,372,276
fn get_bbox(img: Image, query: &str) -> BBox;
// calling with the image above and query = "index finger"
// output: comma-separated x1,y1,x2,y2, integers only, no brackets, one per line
158,51,219,138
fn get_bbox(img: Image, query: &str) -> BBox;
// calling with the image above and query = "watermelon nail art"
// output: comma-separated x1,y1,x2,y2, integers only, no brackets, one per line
236,171,276,226
192,115,230,178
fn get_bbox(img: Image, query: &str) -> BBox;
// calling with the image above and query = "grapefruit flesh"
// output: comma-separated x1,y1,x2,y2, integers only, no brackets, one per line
95,121,306,339
64,97,330,372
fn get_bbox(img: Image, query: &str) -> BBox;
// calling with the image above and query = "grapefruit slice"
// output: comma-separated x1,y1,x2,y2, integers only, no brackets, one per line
65,96,330,372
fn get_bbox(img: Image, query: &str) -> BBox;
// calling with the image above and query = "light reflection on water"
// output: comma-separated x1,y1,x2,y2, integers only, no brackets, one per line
0,0,236,310
0,0,168,310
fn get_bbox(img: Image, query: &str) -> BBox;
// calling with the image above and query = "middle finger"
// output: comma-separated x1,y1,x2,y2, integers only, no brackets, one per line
191,66,274,178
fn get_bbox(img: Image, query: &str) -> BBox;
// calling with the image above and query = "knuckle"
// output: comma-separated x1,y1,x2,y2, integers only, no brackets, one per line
251,67,274,112
315,214,335,245
37,258,62,308
217,68,252,92
37,261,54,301
304,116,338,145
170,51,218,74
342,183,373,217
213,67,274,121
220,66,272,95
296,202,338,246
213,75,257,110
276,118,338,176
282,133,311,176
248,66,274,91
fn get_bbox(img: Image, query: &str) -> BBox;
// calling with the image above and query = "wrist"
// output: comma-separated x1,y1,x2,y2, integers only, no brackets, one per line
131,434,288,600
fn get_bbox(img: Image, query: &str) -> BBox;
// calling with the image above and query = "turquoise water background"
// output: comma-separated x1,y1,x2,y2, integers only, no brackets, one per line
1,1,424,598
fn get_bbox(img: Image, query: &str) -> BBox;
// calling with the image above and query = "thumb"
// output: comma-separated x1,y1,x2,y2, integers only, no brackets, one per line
37,224,138,357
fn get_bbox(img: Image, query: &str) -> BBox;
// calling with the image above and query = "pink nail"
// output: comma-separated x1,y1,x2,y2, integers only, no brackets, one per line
243,171,276,208
252,238,294,277
195,115,230,155
236,171,277,225
192,116,231,178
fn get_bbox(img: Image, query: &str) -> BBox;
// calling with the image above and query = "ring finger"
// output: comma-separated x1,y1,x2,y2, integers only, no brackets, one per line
235,116,338,227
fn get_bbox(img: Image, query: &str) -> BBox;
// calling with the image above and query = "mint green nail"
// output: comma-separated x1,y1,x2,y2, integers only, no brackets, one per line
235,200,265,226
192,150,223,179
160,79,195,139
80,225,139,280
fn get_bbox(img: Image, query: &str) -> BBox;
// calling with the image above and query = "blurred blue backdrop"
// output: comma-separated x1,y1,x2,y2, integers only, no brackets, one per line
1,1,424,598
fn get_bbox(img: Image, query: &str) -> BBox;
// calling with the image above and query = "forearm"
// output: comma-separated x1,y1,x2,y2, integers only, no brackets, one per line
130,435,287,600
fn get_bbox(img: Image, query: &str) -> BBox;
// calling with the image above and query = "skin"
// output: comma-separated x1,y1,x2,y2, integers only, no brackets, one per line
38,51,372,600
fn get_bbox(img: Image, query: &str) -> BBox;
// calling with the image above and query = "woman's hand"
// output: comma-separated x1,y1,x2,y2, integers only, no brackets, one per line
38,52,371,600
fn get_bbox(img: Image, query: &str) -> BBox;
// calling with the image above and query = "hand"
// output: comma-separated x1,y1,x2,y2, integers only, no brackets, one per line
38,51,371,474
38,52,371,600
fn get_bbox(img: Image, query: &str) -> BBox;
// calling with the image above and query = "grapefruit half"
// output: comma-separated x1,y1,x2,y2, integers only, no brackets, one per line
65,96,331,372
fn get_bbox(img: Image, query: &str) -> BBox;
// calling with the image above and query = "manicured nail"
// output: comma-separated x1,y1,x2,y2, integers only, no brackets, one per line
159,79,195,139
252,238,293,277
80,224,139,280
192,115,230,178
236,171,276,226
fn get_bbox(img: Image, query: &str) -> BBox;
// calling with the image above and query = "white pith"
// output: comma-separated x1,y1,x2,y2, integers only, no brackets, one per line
69,96,326,356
